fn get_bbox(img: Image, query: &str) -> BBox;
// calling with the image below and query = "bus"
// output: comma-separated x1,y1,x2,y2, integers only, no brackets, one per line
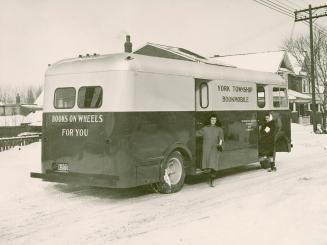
31,52,291,193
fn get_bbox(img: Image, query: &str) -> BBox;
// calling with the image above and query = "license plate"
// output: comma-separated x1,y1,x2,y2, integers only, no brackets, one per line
57,163,69,172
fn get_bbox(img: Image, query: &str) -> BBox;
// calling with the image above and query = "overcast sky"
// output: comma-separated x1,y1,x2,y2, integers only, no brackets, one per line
1,0,327,87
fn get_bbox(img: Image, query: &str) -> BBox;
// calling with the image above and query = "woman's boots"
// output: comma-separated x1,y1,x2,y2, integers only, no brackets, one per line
209,170,216,187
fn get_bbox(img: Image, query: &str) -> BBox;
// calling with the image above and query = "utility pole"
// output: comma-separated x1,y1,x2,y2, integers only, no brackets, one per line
294,4,327,132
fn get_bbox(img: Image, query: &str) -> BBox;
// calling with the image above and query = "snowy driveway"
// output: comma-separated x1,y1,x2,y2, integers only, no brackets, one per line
1,124,327,245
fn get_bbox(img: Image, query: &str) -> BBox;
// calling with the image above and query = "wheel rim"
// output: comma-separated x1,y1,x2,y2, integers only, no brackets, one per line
165,157,183,185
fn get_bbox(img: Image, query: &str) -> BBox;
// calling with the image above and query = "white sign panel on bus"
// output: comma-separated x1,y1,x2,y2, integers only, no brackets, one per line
212,80,257,111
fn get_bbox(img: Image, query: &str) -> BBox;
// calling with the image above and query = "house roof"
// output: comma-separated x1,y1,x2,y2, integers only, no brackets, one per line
23,110,42,126
134,42,234,67
0,104,20,107
34,91,43,107
212,51,295,73
287,54,305,74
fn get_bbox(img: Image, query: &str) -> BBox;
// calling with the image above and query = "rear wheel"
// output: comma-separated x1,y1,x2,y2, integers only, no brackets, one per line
152,151,185,194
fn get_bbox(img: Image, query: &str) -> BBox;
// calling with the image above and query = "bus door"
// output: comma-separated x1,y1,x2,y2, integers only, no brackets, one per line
195,79,259,170
257,84,291,153
195,79,212,170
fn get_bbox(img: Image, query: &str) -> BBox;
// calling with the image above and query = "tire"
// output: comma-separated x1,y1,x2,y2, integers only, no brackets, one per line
152,151,185,194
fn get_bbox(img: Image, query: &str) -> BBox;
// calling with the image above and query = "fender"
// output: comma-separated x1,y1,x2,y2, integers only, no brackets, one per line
162,142,193,167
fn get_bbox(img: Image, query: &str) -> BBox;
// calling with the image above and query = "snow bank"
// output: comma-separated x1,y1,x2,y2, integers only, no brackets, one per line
0,115,25,126
23,110,42,126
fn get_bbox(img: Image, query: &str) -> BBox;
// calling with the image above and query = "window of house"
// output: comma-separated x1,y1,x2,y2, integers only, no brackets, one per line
280,88,288,107
199,82,209,108
54,87,76,109
273,87,288,108
302,78,309,93
77,86,103,108
257,85,265,108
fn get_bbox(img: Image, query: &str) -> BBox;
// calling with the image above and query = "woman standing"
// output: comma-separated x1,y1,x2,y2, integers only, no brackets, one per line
197,114,224,187
259,112,276,172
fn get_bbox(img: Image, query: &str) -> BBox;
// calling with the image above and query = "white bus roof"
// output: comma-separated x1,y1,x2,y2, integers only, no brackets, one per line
46,53,286,85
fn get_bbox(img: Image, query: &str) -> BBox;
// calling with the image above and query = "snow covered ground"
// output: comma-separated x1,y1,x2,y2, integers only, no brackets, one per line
0,123,327,245
0,115,25,127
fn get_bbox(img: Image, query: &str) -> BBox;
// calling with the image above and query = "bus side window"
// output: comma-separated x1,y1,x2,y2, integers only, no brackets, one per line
54,87,76,109
78,86,103,108
257,85,265,108
273,87,288,108
200,82,209,108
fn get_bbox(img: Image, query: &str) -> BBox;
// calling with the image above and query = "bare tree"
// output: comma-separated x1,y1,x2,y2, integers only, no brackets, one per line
282,30,327,131
0,84,43,105
26,87,35,104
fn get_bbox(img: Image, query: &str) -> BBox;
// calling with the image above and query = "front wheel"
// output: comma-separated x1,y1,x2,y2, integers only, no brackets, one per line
152,151,185,194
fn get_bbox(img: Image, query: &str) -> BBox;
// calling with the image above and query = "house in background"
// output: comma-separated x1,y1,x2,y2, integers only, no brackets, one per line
0,92,43,135
0,103,21,117
0,92,42,118
213,50,323,125
21,91,43,128
0,94,24,127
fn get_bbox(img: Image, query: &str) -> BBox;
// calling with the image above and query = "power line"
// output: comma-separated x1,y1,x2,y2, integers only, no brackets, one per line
303,20,327,39
263,0,294,14
213,50,285,58
252,0,327,37
253,0,293,17
273,0,297,10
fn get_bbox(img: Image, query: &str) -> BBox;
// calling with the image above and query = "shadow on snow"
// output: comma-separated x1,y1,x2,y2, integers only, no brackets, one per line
49,163,263,199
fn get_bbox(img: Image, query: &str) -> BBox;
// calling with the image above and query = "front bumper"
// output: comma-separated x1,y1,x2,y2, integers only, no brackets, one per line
30,171,120,188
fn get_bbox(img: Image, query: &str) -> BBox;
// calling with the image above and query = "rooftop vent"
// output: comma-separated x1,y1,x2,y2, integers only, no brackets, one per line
124,35,132,53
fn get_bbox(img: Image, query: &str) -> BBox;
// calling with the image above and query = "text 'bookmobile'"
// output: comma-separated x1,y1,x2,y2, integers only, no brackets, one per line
31,49,291,193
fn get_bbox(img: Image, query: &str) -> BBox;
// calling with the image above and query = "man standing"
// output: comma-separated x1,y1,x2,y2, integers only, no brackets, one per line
259,112,276,172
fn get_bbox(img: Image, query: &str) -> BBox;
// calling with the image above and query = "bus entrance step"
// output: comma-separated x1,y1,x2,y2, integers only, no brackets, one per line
195,169,205,174
195,168,213,175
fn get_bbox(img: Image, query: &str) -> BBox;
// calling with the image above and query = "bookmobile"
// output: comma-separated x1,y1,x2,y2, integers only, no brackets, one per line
31,50,291,193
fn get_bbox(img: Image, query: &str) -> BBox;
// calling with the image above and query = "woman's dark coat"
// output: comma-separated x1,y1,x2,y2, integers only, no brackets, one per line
259,120,276,157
